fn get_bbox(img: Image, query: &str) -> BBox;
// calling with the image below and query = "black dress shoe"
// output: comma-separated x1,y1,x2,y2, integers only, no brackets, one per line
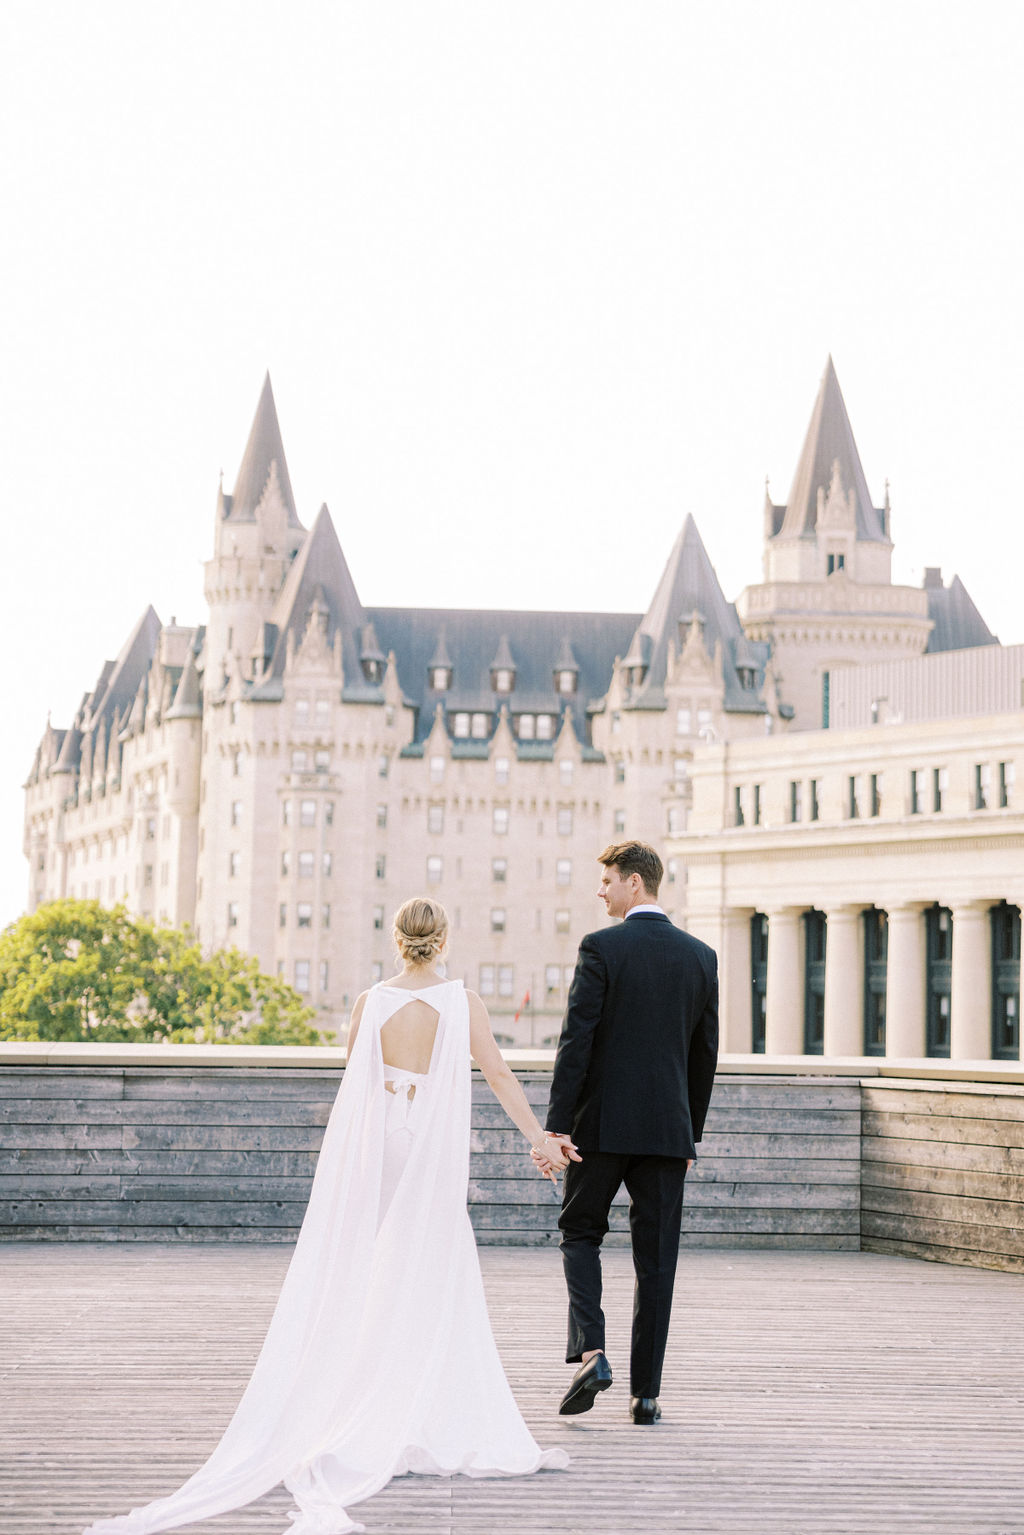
630,1396,661,1424
558,1352,613,1415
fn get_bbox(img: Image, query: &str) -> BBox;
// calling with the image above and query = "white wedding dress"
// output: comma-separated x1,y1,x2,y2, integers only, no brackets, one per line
83,979,568,1535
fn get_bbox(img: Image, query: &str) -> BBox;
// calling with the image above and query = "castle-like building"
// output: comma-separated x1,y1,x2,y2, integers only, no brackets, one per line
24,361,1022,1059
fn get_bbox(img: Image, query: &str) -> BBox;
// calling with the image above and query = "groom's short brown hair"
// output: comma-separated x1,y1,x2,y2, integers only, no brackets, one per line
598,840,664,897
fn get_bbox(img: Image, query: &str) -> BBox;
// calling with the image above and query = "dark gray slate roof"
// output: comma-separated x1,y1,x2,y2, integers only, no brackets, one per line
923,570,998,653
777,357,888,543
50,608,162,774
370,605,639,744
223,373,303,529
622,514,769,715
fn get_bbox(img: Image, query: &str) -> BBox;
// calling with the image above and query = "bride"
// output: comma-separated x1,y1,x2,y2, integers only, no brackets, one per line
84,897,570,1535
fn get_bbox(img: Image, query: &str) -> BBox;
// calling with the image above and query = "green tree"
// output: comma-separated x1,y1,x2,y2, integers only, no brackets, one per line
0,900,327,1046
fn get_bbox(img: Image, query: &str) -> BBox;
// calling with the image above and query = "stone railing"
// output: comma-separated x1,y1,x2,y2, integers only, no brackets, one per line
0,1046,1021,1271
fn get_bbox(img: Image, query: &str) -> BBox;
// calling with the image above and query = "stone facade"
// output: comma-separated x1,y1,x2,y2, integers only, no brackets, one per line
24,361,1017,1057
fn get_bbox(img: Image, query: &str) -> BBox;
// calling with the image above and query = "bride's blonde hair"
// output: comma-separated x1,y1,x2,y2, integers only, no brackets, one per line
393,896,449,966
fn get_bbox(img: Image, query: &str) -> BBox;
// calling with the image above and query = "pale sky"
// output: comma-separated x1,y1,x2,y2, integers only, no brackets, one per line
3,0,1022,928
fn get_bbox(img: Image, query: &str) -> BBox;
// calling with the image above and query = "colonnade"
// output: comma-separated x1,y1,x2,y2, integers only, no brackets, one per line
718,899,1024,1060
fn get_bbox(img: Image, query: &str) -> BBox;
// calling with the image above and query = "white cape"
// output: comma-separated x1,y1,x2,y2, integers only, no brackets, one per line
84,979,567,1535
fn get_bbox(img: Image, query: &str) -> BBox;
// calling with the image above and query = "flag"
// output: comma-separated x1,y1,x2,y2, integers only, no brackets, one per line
513,989,531,1023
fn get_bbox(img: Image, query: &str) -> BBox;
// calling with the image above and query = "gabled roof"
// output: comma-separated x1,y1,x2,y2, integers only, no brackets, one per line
923,570,998,653
224,373,302,528
87,607,162,726
252,504,367,691
777,357,887,542
627,514,768,713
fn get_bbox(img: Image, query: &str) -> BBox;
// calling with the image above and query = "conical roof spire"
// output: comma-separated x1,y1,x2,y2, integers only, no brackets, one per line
166,644,202,720
777,357,886,542
227,373,302,528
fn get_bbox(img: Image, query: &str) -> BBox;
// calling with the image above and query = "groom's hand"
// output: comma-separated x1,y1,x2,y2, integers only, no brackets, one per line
544,1133,582,1164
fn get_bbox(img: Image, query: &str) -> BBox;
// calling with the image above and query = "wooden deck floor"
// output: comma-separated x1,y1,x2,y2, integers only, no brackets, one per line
2,1243,1023,1534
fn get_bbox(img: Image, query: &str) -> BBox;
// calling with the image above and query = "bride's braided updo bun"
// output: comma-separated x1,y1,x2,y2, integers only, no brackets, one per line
393,897,449,966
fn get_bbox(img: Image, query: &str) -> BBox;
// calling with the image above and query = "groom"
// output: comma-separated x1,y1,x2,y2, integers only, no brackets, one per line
539,840,718,1424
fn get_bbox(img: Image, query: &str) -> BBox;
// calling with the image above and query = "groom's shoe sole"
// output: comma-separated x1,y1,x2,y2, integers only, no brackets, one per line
559,1353,613,1415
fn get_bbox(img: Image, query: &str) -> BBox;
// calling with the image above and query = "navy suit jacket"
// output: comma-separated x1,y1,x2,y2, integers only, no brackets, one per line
545,911,719,1159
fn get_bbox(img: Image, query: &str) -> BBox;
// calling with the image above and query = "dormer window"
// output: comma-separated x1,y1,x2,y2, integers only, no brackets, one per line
627,665,646,688
555,669,577,695
826,552,846,575
493,667,515,694
362,658,384,684
737,667,756,690
430,666,452,691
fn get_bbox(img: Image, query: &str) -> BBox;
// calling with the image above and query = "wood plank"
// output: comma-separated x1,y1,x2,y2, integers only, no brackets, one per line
0,1072,125,1099
0,1099,332,1127
861,1086,1024,1121
861,1209,1024,1257
862,1160,1024,1203
861,1185,1024,1235
861,1235,1024,1274
861,1110,1024,1148
861,1133,1024,1174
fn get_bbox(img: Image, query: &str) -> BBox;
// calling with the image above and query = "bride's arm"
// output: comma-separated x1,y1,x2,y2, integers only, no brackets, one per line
467,989,569,1183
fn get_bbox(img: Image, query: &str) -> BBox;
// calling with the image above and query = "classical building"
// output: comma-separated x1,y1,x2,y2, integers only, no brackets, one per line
23,362,1020,1058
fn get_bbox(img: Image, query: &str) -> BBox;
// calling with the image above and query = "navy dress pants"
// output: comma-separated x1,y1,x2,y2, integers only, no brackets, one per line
558,1150,688,1398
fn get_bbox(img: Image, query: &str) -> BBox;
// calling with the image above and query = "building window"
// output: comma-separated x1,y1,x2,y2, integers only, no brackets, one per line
232,752,242,777
299,852,315,878
869,774,881,818
489,857,508,883
999,761,1014,808
992,902,1021,1060
372,904,384,930
231,800,242,826
614,760,626,785
933,767,947,812
750,914,768,1053
676,708,691,736
536,714,554,741
430,665,452,691
227,901,239,928
556,669,577,695
479,964,496,996
295,697,310,724
426,855,443,884
809,779,820,821
297,902,312,928
863,908,888,1056
376,803,387,829
427,804,444,834
494,668,515,694
789,781,802,823
375,855,386,879
429,755,445,784
322,852,333,877
279,903,287,929
555,908,571,933
826,552,846,575
518,714,535,740
733,786,745,827
282,799,292,827
559,760,574,787
453,712,470,738
322,903,331,929
471,713,490,739
314,750,330,774
493,807,510,835
300,799,316,827
673,758,688,782
325,801,334,826
556,858,571,886
294,960,311,994
491,907,506,933
145,817,156,840
615,809,626,835
320,960,329,993
803,910,826,1055
281,851,291,876
753,784,762,826
611,711,621,735
495,757,510,785
314,698,330,728
545,964,561,996
925,904,953,1058
847,775,861,819
378,754,390,779
909,769,922,815
666,858,679,884
291,750,308,773
975,762,991,810
821,671,830,729
229,851,240,877
556,807,573,836
497,964,514,997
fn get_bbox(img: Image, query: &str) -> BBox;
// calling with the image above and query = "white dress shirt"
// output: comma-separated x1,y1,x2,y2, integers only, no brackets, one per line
625,903,665,918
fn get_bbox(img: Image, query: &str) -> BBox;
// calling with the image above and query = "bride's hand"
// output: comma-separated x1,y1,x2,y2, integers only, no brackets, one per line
530,1137,569,1183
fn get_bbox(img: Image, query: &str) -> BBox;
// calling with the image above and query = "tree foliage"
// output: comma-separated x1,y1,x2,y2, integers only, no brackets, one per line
0,901,327,1046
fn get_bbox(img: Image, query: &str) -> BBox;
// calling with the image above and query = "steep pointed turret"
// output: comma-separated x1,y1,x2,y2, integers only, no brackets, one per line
777,357,887,544
225,373,301,528
252,504,368,694
166,643,203,719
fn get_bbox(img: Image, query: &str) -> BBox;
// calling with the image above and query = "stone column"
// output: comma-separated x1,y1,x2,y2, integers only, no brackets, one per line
951,900,993,1061
885,904,927,1059
823,906,863,1057
765,907,803,1055
719,908,754,1053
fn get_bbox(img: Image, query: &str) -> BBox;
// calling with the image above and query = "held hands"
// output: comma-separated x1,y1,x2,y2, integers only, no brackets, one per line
530,1132,582,1183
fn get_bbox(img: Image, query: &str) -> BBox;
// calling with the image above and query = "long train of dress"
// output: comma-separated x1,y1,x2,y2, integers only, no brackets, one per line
83,979,568,1535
